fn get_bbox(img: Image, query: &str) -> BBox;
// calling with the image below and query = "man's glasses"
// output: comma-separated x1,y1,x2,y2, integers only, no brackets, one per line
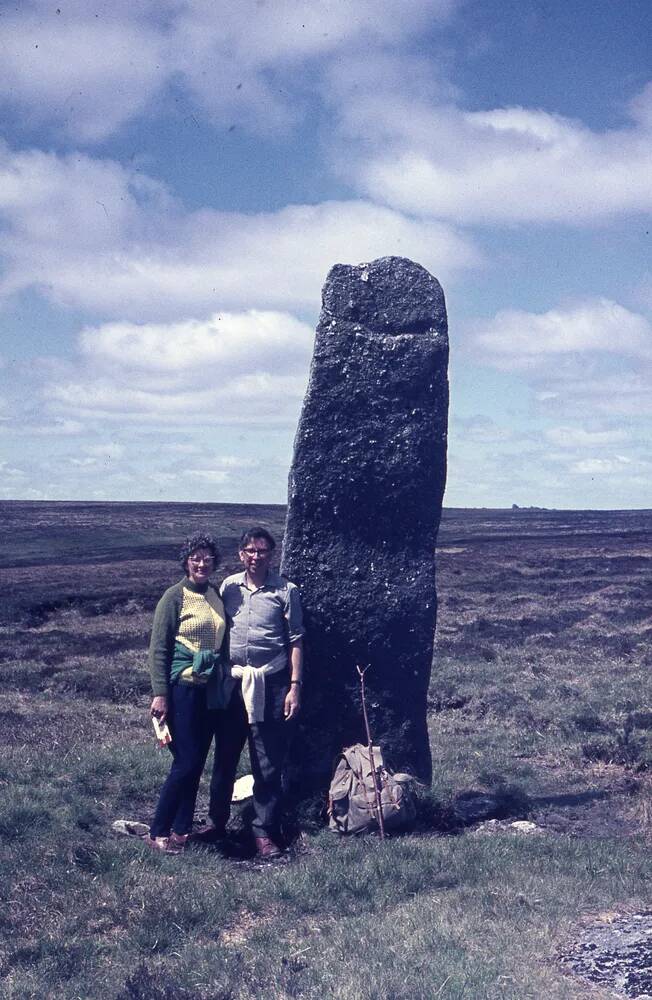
241,548,271,557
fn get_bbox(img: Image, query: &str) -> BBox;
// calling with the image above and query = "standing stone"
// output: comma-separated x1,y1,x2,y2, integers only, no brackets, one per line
281,256,449,787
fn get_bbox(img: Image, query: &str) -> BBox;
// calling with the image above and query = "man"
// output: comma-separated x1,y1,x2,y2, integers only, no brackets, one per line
198,526,304,857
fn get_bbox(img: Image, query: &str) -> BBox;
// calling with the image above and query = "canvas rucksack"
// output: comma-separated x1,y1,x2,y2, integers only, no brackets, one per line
328,743,417,835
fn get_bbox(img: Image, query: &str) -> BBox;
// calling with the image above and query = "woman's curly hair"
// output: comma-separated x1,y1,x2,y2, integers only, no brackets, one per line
179,533,220,574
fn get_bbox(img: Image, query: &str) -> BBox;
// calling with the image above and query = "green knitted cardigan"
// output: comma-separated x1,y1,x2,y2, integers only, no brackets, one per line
148,578,225,696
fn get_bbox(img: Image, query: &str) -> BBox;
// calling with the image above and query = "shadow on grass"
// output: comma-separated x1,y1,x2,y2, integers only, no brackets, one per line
117,962,231,1000
288,779,535,838
419,779,637,835
529,788,611,809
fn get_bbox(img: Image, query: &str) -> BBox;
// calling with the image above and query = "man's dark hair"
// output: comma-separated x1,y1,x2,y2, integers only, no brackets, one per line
179,533,220,573
239,527,276,551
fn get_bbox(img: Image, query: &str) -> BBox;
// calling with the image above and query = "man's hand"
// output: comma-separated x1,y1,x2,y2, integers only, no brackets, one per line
284,684,301,721
150,695,168,724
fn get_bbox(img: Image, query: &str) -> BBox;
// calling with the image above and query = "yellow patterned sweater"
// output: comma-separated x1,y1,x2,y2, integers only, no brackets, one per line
148,579,226,696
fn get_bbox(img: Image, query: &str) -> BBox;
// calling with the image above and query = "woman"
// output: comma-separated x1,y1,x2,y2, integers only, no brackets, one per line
144,532,226,853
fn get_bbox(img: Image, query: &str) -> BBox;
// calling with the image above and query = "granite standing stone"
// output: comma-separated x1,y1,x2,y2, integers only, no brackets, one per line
281,256,449,787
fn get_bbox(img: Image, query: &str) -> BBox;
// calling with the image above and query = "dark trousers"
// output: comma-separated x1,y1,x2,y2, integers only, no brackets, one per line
150,682,216,837
208,688,288,840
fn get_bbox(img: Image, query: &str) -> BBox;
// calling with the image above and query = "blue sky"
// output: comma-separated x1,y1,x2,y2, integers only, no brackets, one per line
1,0,650,508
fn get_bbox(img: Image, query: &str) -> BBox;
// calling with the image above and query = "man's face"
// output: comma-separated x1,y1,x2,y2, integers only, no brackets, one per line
239,537,273,574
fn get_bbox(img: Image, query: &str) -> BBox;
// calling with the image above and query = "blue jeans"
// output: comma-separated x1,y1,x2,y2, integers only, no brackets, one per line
150,682,216,837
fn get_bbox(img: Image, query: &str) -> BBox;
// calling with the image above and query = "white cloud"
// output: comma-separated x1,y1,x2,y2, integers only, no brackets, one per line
0,460,26,479
0,145,174,304
1,4,649,510
570,456,637,476
180,456,275,492
20,303,316,434
0,416,84,437
0,0,456,142
465,299,652,428
0,145,479,319
47,371,309,426
452,415,514,443
341,85,652,224
630,81,652,130
32,418,84,436
544,426,629,449
541,372,652,419
166,443,202,455
208,455,259,469
0,5,168,142
81,311,314,373
324,47,458,113
471,299,652,372
174,0,449,133
2,5,651,235
445,426,652,508
84,443,126,459
39,308,315,428
186,469,230,484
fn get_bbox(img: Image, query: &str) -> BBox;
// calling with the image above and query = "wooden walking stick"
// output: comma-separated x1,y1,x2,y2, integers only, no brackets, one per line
356,664,386,840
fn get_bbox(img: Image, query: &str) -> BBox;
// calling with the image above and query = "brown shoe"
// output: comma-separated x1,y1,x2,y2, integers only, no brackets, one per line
255,836,282,858
168,832,190,852
142,834,176,854
190,823,227,845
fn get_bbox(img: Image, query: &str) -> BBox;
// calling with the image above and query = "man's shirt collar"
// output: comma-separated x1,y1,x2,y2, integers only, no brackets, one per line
234,570,283,591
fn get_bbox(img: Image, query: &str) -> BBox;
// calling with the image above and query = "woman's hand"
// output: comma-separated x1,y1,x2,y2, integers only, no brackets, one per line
150,695,168,724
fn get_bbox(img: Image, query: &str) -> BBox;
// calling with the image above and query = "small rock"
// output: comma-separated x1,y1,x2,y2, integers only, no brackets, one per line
112,819,149,837
509,820,541,834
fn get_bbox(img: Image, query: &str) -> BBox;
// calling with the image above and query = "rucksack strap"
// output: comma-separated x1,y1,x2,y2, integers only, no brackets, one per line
342,744,384,774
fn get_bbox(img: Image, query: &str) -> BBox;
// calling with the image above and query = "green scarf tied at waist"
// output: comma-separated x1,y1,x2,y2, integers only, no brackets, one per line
169,641,235,710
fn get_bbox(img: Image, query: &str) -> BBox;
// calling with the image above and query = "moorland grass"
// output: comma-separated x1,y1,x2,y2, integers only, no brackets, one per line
1,504,650,998
2,644,650,999
1,774,648,1000
436,655,652,784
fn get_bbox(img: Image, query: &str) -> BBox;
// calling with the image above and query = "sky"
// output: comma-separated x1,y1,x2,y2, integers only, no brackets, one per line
0,0,650,509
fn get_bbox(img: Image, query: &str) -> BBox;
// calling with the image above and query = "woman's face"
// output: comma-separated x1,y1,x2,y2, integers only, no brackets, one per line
186,547,216,585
